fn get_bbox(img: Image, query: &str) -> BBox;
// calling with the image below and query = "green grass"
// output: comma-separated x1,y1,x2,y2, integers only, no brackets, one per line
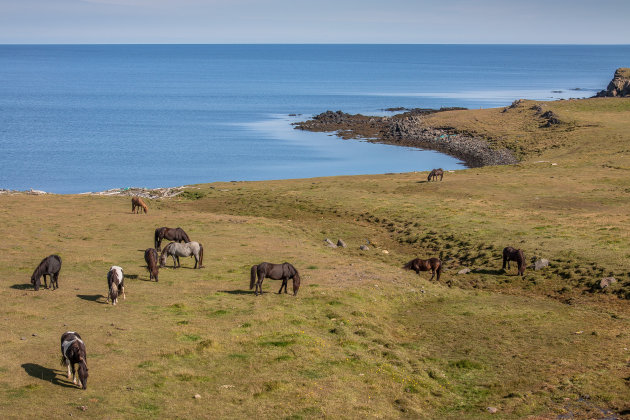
0,97,629,418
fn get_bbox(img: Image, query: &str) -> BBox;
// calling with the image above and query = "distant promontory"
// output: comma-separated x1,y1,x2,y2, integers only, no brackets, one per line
595,67,630,97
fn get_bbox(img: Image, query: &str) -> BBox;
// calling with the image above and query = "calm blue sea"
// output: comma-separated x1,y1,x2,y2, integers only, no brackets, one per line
0,44,628,193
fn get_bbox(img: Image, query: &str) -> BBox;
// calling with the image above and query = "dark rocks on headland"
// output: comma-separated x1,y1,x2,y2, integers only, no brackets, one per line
595,68,630,98
294,108,518,168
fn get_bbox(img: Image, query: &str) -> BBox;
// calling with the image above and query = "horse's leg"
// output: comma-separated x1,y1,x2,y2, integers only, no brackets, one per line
256,276,263,296
278,279,286,294
429,269,435,281
72,363,78,384
66,359,72,379
43,274,49,289
176,256,180,268
193,254,198,269
122,284,126,300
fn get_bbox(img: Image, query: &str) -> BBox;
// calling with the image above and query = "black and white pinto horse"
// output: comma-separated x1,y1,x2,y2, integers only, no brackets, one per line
250,262,301,296
60,331,88,389
107,266,125,305
159,241,204,269
31,254,62,291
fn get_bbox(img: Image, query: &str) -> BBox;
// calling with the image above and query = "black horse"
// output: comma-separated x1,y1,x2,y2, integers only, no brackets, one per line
154,227,191,251
250,262,301,296
502,247,526,276
31,255,62,291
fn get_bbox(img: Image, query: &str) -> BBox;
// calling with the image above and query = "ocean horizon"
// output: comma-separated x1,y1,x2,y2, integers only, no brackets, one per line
1,44,628,194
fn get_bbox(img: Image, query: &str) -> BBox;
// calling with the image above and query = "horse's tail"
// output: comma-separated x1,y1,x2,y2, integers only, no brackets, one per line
436,262,442,282
198,244,204,268
154,228,161,250
250,265,258,290
109,280,118,304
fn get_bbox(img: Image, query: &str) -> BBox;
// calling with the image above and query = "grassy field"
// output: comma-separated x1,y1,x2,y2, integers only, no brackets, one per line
0,98,629,419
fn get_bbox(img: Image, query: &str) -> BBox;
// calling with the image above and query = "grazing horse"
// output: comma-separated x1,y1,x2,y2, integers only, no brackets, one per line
144,248,159,282
107,266,125,305
154,227,191,251
159,242,204,269
131,196,148,214
31,255,62,291
502,247,526,276
427,168,444,182
250,262,301,296
60,331,88,389
403,257,442,281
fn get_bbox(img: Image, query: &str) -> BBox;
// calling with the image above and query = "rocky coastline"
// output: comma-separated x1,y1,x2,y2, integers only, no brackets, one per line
294,109,518,168
595,67,630,98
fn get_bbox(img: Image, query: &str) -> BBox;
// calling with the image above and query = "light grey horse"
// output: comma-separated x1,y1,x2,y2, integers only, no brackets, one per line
160,241,204,269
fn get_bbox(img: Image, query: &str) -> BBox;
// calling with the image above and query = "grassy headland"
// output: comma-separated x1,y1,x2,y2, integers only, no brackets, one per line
0,97,629,419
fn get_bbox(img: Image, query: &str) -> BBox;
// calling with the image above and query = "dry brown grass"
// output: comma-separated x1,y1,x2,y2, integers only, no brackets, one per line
1,98,629,419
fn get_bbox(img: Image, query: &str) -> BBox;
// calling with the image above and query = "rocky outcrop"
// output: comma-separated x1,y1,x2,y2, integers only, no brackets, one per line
595,68,630,97
294,109,518,168
382,116,518,167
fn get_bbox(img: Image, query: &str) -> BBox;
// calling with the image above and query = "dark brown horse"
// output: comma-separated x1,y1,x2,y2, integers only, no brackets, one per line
131,196,148,214
502,247,526,276
403,257,442,281
31,254,62,291
250,262,301,296
427,168,444,181
60,331,88,389
154,227,191,251
144,248,159,282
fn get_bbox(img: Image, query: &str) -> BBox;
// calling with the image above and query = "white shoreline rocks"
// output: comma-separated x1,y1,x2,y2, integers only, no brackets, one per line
1,186,190,199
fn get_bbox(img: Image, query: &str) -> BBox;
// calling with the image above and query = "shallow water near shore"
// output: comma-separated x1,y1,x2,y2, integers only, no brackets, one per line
1,44,628,193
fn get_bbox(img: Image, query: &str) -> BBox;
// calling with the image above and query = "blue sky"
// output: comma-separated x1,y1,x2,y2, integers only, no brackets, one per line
1,0,629,44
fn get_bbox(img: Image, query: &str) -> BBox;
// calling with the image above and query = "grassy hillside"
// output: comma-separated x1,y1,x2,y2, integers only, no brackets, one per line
0,98,629,419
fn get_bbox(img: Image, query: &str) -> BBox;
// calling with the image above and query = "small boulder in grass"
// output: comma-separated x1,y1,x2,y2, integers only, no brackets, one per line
337,239,347,248
194,394,201,399
599,277,617,289
324,238,337,248
486,406,498,414
457,268,471,275
531,259,549,271
359,245,369,251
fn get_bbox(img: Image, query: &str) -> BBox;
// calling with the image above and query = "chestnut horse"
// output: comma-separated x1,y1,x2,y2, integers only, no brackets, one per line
502,247,526,276
31,254,62,291
427,168,444,181
154,227,191,251
144,248,159,282
403,257,442,281
131,196,148,214
250,262,301,296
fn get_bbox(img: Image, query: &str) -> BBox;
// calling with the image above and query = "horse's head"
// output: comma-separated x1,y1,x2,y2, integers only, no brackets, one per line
292,272,301,296
31,275,40,291
159,250,167,267
78,359,88,389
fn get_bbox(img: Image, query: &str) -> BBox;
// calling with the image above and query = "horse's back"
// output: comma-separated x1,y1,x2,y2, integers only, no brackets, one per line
108,266,123,283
